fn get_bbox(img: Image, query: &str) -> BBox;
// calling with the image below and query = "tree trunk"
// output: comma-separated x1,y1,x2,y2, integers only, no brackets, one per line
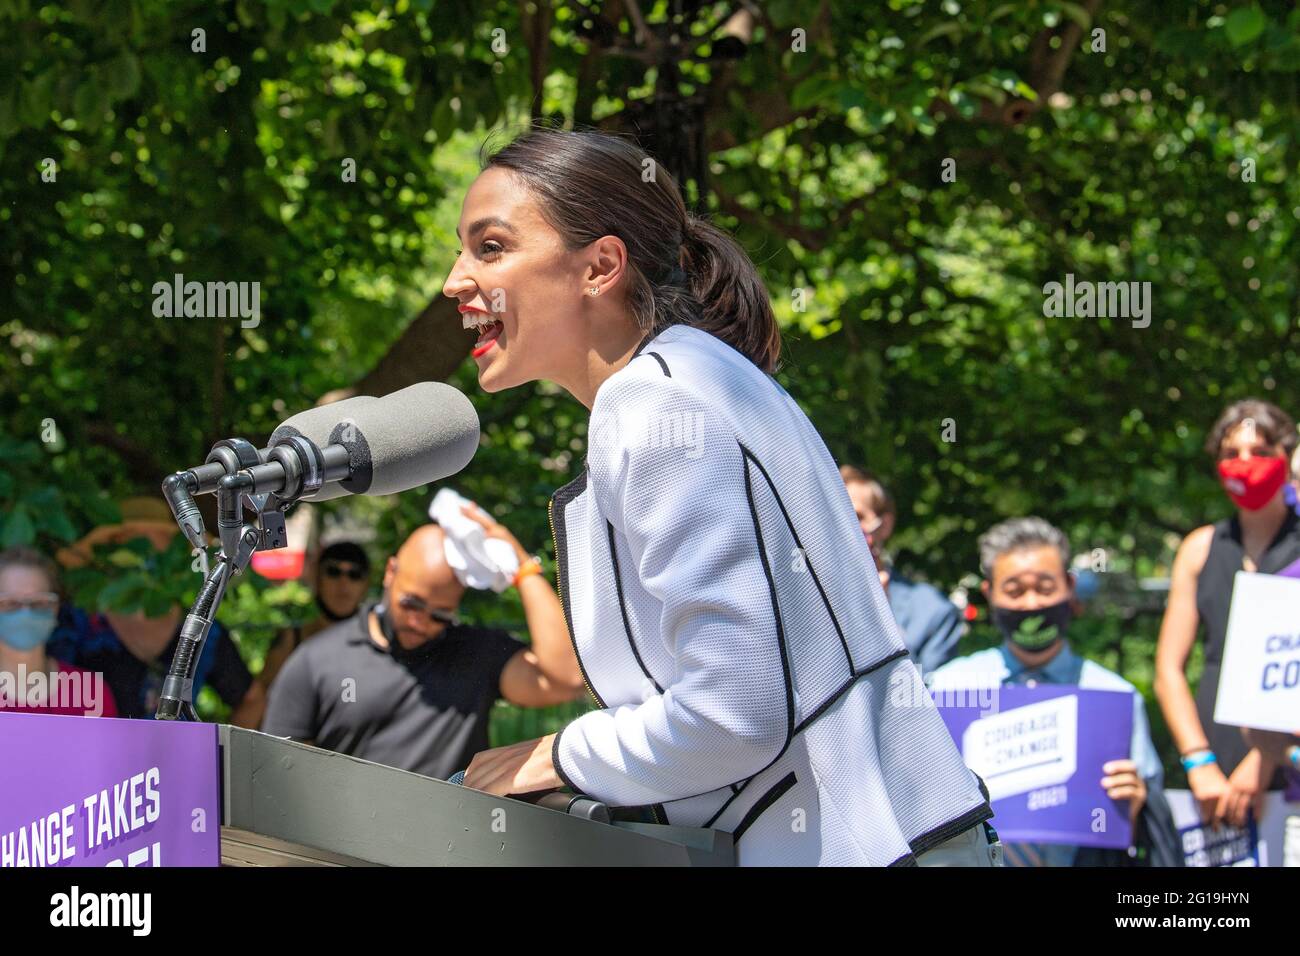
317,294,468,405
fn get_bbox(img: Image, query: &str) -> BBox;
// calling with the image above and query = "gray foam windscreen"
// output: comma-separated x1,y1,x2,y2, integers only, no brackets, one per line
270,394,376,502
328,382,480,496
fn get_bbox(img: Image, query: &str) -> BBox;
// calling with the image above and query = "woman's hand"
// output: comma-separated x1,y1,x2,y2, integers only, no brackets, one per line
463,733,562,797
1187,761,1230,825
1101,759,1147,826
1220,748,1271,828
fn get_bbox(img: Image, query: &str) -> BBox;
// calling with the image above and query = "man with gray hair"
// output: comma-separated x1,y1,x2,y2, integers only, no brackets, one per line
928,516,1179,866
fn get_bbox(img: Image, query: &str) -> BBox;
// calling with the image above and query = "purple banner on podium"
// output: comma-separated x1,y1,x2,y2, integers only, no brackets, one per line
0,713,220,867
933,685,1134,849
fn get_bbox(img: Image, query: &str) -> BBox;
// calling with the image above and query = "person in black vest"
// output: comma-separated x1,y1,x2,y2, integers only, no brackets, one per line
1155,399,1300,828
261,520,586,780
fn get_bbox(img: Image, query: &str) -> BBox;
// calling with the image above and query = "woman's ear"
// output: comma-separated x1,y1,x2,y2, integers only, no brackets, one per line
583,235,628,294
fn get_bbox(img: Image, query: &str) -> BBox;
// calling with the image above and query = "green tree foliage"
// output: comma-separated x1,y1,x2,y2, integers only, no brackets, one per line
2,2,1297,765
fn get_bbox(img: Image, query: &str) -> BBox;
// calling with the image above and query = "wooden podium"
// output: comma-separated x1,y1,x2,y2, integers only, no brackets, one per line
219,726,734,866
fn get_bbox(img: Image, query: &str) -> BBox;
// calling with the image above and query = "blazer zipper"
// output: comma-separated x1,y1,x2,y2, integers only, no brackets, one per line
548,493,605,709
549,489,664,826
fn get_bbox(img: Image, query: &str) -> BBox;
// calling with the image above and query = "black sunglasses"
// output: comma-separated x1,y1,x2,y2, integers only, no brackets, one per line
322,562,367,581
397,593,459,627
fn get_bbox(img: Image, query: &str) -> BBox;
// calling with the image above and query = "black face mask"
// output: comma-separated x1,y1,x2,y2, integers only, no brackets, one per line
316,593,356,623
991,598,1072,651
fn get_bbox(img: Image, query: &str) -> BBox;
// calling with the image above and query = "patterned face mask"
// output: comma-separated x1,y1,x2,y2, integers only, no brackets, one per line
991,599,1072,651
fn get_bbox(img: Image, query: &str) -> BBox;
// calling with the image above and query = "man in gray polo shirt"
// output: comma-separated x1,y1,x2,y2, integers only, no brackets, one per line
262,520,586,780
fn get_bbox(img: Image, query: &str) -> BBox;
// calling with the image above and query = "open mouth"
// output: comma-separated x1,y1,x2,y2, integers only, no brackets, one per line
463,312,504,358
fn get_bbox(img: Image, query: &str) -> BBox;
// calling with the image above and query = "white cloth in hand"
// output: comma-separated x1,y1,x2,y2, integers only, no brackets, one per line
428,488,520,592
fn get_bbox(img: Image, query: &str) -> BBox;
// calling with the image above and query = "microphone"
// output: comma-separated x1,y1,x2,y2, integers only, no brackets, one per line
266,395,376,502
326,382,480,497
156,385,478,722
238,382,480,502
162,394,377,544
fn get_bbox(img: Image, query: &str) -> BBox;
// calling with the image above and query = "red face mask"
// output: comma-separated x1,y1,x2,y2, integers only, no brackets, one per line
1217,455,1287,511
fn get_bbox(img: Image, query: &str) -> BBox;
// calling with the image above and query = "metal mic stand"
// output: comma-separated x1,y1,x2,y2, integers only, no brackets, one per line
155,449,309,721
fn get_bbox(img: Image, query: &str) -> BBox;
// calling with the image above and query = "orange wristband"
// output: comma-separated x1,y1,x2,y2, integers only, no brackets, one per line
512,557,543,587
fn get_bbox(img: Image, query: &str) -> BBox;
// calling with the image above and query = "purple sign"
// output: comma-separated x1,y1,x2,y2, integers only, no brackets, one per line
1286,769,1300,803
0,713,219,867
933,685,1134,848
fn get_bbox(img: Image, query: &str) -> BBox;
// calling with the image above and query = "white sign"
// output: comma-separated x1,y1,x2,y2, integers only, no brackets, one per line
961,694,1078,801
1214,572,1300,733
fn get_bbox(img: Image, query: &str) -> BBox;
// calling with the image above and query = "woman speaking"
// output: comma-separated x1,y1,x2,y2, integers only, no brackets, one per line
451,125,993,866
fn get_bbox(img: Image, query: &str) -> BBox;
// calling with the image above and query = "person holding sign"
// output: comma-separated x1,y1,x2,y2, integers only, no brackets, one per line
928,517,1179,866
1155,400,1300,829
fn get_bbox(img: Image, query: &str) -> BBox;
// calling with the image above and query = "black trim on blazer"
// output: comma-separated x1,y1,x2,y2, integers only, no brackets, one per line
644,351,671,377
699,450,801,830
888,852,918,867
793,648,910,736
732,772,797,842
740,448,797,753
703,785,742,829
551,727,585,795
606,521,664,694
552,467,589,509
551,440,991,851
973,770,991,804
907,800,994,858
738,443,855,672
549,468,606,708
700,649,907,829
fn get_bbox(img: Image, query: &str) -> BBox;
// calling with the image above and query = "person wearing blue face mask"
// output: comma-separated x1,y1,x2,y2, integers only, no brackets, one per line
0,547,118,718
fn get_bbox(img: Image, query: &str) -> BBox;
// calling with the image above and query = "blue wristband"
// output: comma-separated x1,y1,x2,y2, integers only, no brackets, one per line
1181,750,1217,772
1287,745,1300,771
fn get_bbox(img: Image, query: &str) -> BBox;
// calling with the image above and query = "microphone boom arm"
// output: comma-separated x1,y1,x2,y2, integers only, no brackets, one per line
156,438,328,720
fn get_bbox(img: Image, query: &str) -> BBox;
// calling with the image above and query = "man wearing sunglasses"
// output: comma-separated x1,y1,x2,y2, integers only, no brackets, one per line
840,465,964,677
258,541,372,694
261,512,586,780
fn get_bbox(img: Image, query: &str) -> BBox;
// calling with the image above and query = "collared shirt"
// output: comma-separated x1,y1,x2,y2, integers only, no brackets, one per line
928,641,1164,866
886,573,964,677
261,603,525,780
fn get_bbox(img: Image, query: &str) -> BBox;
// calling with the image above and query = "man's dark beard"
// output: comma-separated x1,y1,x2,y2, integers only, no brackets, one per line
375,600,434,660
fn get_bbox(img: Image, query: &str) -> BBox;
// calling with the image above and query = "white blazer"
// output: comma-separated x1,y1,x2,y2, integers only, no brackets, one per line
549,324,990,865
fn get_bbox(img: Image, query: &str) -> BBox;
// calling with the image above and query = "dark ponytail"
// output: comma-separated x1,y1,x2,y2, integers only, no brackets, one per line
483,123,781,373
